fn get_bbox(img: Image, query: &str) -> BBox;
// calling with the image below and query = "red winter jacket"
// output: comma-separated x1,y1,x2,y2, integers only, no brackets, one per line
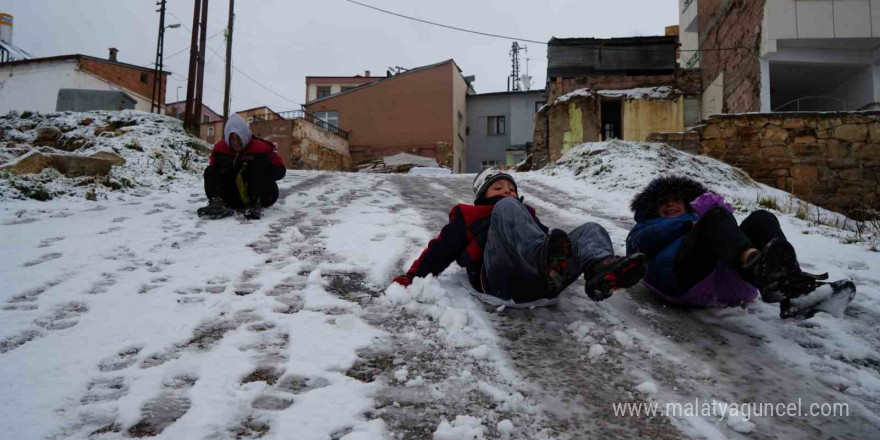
405,196,548,292
210,137,285,170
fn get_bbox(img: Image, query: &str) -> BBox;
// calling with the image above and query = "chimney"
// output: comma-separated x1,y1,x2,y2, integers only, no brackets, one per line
364,70,370,77
108,47,118,62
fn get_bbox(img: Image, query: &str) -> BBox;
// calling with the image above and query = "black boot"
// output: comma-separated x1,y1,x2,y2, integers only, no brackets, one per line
197,197,235,219
244,196,262,220
583,253,647,301
537,229,572,294
742,238,800,303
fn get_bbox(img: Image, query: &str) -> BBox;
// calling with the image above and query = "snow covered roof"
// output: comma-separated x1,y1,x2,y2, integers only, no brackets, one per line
553,86,679,105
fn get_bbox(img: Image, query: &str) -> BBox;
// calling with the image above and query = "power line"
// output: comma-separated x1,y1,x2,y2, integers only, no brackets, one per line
341,0,754,54
342,0,546,45
203,45,303,108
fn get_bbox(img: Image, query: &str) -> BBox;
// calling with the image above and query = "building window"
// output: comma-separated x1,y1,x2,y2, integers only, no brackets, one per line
207,126,215,136
488,116,505,136
140,73,148,84
202,115,210,123
317,86,332,99
314,111,339,128
247,116,254,123
481,160,499,170
535,101,545,112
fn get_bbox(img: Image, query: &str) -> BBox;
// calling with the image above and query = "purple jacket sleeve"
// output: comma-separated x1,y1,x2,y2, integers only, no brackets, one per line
689,193,733,217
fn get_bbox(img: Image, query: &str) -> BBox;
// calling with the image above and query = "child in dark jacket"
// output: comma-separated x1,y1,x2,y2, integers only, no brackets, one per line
626,175,824,316
197,114,286,220
392,168,646,307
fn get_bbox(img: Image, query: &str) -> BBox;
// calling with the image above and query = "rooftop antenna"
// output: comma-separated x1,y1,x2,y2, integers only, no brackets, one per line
520,46,533,91
508,42,524,91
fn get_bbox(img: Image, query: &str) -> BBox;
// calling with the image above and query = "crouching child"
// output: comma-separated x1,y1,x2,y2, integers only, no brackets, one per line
392,168,646,307
197,114,286,220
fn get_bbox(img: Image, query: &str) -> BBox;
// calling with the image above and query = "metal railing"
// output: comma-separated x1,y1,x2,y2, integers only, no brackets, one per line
772,96,848,112
252,110,349,139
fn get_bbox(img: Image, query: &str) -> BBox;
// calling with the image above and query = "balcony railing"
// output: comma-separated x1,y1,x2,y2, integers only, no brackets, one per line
773,96,848,112
252,110,349,139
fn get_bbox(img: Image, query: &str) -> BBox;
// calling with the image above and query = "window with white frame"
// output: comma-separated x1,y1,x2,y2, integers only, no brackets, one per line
207,126,215,136
314,111,339,128
247,116,254,123
488,116,505,135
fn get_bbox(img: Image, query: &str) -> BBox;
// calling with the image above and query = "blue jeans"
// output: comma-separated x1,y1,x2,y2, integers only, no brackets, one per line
482,197,614,303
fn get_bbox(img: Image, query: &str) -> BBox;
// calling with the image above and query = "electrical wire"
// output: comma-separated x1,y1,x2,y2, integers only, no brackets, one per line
341,0,753,54
203,45,303,108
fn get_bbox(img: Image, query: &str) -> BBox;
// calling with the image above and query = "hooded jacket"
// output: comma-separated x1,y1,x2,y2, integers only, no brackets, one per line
626,176,758,306
209,114,285,179
405,195,548,292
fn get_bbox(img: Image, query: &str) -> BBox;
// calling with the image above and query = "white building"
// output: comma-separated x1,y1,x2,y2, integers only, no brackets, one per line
680,0,880,115
0,53,169,114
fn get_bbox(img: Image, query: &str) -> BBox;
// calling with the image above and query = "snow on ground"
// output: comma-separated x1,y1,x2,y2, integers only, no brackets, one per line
1,132,879,439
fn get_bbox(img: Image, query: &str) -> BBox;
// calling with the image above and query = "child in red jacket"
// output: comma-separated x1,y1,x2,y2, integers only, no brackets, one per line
197,114,286,220
393,168,646,307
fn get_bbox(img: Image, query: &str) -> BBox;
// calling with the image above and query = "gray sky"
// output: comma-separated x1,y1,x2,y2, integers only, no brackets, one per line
4,0,678,113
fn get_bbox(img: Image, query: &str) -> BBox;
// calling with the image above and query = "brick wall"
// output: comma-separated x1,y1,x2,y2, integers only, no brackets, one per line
698,0,765,113
79,58,165,103
651,112,880,217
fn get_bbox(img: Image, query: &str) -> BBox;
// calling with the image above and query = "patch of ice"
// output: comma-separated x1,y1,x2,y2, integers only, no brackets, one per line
433,415,486,440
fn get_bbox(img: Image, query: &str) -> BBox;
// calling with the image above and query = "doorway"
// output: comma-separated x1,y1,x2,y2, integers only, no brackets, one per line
601,99,622,140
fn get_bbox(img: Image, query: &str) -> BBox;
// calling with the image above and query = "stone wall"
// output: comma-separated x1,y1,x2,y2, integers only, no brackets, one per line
250,118,351,171
698,0,765,113
651,112,880,216
646,131,702,155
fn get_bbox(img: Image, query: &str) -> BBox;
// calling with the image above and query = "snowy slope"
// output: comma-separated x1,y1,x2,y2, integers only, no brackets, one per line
1,138,878,440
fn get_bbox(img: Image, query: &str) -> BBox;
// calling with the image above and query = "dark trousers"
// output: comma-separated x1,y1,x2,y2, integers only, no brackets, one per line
203,156,279,209
674,208,786,291
483,197,614,303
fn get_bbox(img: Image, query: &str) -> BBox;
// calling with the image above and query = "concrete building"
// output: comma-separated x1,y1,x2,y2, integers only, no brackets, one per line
683,0,880,115
304,59,473,173
531,36,703,167
305,71,382,102
0,50,169,114
466,90,545,172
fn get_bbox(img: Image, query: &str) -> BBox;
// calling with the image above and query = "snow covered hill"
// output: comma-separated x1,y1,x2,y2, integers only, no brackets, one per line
0,132,878,440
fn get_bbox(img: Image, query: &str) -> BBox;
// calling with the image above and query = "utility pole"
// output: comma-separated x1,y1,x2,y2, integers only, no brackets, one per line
193,0,209,129
150,0,167,113
183,0,202,134
223,0,234,121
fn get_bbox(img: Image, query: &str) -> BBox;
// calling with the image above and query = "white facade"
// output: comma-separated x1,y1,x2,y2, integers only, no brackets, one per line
0,59,152,114
761,0,880,111
678,0,700,68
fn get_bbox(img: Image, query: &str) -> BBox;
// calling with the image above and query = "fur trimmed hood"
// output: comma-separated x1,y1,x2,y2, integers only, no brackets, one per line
630,175,709,222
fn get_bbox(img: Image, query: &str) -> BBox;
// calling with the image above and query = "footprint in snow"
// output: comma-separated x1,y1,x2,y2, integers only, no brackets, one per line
22,252,63,267
37,236,65,248
33,301,88,331
111,217,128,223
81,376,129,404
98,345,144,372
126,375,197,437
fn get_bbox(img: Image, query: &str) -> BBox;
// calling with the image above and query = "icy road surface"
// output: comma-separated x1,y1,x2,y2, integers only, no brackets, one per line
1,170,879,440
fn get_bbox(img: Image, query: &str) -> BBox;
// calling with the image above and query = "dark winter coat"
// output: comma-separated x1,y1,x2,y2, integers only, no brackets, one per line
406,196,549,292
626,175,707,297
626,176,758,306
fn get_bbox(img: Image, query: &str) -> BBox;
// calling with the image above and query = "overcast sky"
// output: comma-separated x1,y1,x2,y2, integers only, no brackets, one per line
4,0,678,113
